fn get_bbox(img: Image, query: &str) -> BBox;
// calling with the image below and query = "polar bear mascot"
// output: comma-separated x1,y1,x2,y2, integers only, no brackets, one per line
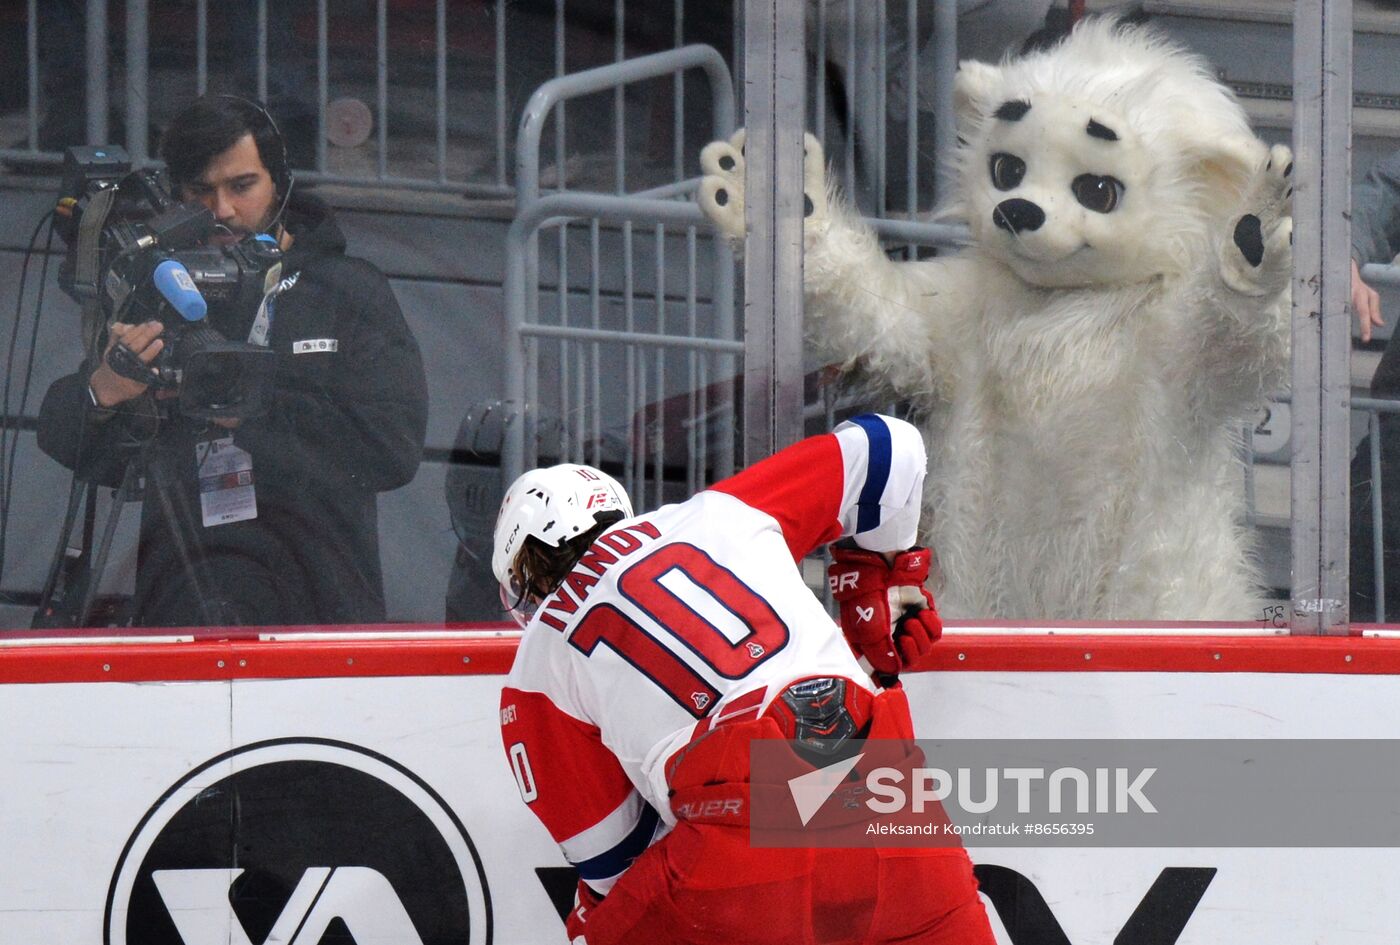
698,18,1292,620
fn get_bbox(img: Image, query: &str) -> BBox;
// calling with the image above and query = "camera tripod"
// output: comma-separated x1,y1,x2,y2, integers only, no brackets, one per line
32,429,222,630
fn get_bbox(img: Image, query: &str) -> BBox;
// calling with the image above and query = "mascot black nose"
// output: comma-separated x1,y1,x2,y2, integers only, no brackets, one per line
993,198,1046,234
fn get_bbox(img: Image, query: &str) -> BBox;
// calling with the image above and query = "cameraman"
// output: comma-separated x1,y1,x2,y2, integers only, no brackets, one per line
36,95,429,627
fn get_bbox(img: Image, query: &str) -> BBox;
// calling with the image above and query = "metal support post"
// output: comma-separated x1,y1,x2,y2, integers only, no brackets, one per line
742,0,806,463
851,0,882,214
255,0,268,103
26,0,38,148
196,0,208,93
85,0,108,145
316,0,328,172
1290,0,1352,633
125,0,148,163
932,0,958,205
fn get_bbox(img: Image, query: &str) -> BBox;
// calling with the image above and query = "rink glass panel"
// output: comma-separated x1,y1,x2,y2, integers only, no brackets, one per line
0,2,1395,632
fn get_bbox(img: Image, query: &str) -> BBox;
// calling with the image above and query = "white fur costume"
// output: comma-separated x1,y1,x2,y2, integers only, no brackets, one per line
699,20,1292,620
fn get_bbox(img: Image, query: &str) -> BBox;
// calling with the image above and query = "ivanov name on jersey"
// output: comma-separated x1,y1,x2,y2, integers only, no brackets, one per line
536,522,663,631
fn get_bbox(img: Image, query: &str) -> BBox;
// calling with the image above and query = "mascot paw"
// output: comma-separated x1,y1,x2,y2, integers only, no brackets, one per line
698,129,830,248
1220,142,1293,297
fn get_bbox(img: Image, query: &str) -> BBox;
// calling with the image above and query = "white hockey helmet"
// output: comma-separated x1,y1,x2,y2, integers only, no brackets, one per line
491,464,633,623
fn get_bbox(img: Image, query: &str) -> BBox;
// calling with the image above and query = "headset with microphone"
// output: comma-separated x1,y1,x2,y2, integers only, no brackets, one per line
215,94,296,233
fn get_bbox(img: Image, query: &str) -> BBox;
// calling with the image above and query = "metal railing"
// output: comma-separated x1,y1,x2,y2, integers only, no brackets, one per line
503,45,736,510
1,1,972,208
1257,382,1400,625
1354,394,1400,622
809,0,960,220
2,0,724,199
499,33,979,511
1362,261,1400,290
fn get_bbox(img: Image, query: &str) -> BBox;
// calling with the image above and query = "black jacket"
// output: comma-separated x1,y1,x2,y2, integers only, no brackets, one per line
37,193,429,626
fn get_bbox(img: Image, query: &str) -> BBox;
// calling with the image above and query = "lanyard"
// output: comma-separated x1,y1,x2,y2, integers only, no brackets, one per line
247,269,299,347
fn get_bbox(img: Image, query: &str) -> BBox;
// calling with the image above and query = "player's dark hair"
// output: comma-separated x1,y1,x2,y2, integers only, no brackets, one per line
160,94,290,197
513,513,623,601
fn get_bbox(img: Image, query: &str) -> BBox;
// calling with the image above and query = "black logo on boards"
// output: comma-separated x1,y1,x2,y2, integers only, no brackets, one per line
535,865,1216,944
105,738,492,945
974,865,1215,945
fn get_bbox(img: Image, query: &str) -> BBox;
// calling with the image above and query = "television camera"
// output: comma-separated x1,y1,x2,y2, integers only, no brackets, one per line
55,145,280,421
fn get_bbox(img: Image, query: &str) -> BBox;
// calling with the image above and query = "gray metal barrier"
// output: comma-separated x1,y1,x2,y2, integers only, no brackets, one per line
2,1,970,205
1362,261,1400,291
1249,383,1400,625
499,24,972,509
4,0,718,198
810,0,959,219
504,45,736,510
1355,394,1399,622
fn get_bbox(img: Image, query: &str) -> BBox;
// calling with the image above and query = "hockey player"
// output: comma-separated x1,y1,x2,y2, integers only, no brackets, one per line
494,414,996,945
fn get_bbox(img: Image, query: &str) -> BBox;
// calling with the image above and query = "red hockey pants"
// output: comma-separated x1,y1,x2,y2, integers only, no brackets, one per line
577,686,997,945
579,828,993,945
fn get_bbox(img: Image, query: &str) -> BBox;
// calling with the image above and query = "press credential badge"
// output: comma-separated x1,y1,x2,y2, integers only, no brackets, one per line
198,436,257,527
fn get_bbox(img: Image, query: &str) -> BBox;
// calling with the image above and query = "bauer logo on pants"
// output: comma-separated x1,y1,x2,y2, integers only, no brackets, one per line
104,738,492,945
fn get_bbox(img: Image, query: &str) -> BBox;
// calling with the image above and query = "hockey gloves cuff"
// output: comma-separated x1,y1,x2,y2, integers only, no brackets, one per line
565,879,604,944
827,546,942,685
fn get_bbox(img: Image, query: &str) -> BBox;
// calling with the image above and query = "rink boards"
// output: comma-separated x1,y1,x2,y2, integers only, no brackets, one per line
1,628,1398,944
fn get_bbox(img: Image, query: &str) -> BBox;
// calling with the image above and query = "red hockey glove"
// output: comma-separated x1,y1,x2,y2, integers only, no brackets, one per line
828,546,942,686
565,879,604,943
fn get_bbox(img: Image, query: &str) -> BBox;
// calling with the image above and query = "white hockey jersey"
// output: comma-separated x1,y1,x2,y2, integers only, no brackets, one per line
499,414,927,893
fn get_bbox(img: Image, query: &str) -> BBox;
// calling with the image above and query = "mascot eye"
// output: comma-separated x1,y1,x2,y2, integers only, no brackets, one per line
989,153,1026,191
1072,174,1125,213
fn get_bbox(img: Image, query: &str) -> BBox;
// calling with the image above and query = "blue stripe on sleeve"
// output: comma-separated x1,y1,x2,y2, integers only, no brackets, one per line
850,414,892,533
574,803,660,882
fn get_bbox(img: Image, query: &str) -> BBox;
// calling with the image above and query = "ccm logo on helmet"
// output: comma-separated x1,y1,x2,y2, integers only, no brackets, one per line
503,522,522,557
